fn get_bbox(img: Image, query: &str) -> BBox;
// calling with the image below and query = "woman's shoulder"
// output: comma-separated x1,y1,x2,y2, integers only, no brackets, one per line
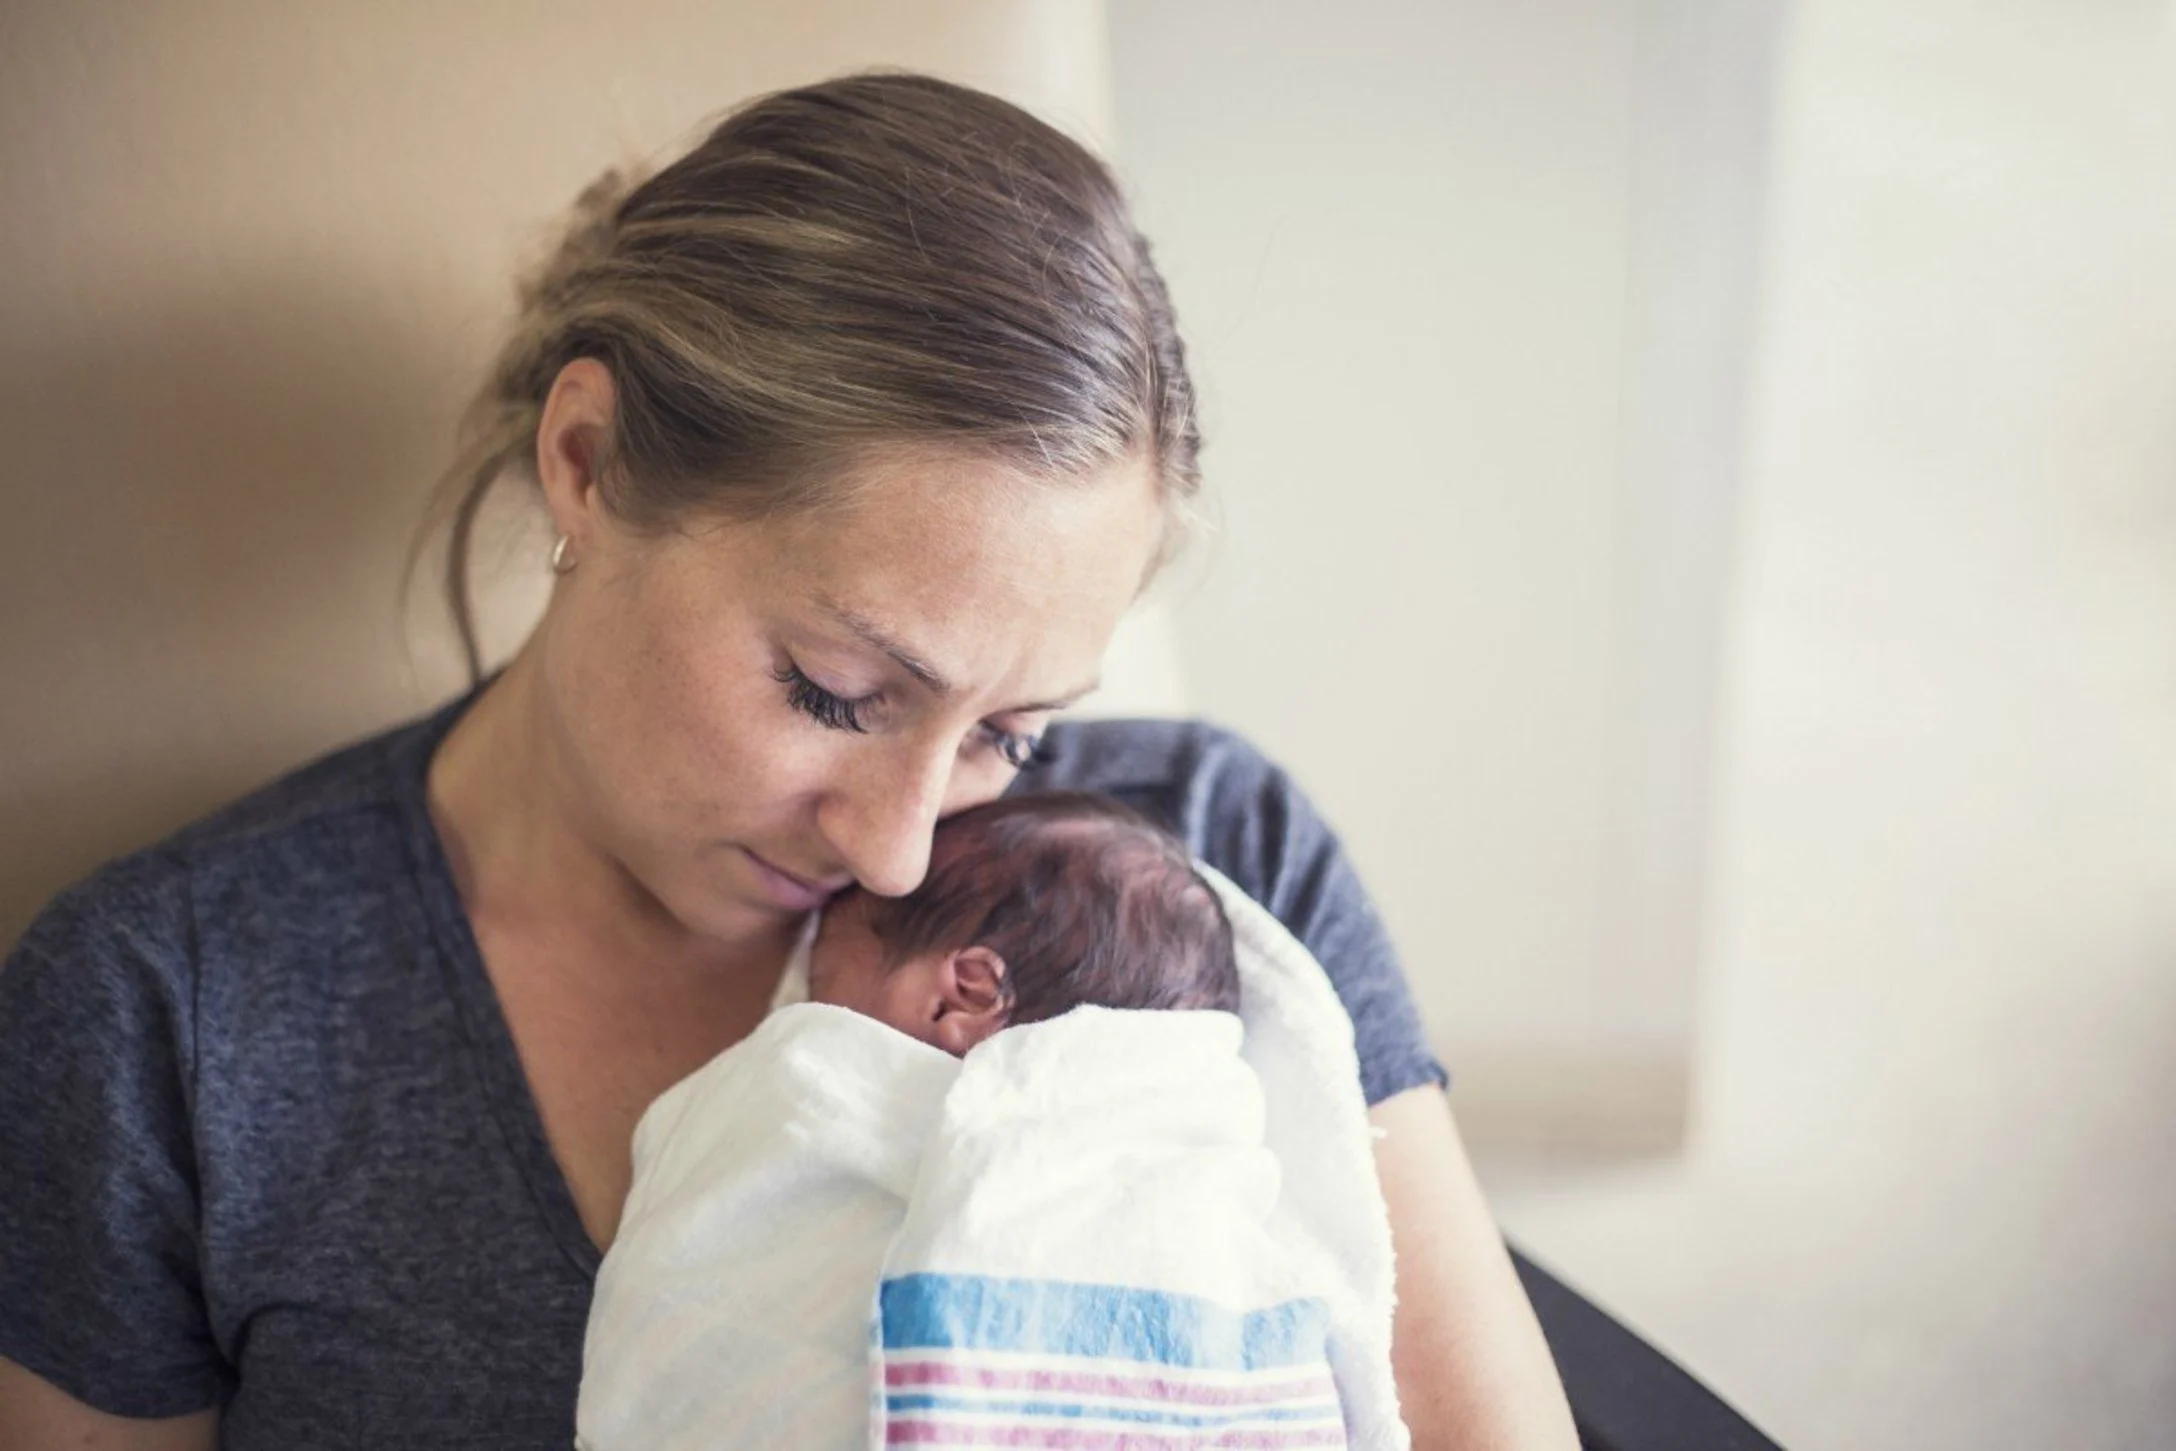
8,700,455,978
1025,716,1286,819
1025,716,1445,1107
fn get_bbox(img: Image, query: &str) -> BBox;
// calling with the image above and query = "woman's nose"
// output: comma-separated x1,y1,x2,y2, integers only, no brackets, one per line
816,736,956,898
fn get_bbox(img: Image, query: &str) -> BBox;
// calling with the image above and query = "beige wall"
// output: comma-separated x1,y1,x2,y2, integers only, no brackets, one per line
0,1,1119,948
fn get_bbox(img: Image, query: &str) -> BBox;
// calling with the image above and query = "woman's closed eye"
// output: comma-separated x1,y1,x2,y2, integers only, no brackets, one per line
774,662,876,734
777,659,1050,771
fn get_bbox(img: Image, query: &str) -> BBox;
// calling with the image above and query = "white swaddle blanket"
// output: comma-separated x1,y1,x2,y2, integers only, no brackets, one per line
576,867,1408,1451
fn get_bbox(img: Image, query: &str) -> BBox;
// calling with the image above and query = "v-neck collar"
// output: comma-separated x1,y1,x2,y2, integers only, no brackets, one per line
388,687,604,1282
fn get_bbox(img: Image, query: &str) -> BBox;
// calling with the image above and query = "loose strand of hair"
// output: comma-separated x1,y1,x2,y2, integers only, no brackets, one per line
405,406,534,685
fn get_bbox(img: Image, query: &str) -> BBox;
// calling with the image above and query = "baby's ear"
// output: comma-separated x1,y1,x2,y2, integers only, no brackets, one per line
932,946,1008,1055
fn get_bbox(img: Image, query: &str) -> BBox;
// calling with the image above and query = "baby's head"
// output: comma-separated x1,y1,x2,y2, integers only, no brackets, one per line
807,792,1239,1055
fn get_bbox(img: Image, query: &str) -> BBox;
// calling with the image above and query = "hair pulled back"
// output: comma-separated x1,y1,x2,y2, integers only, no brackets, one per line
424,72,1201,679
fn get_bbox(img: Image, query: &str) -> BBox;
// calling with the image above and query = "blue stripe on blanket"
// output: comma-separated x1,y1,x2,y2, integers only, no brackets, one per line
878,1273,1332,1370
883,1394,1336,1426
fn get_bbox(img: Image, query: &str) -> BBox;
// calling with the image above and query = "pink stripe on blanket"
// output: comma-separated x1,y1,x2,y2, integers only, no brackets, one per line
885,1360,1339,1407
886,1421,1350,1449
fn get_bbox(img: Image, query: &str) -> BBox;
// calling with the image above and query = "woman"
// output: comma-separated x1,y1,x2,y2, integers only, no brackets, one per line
0,74,1576,1450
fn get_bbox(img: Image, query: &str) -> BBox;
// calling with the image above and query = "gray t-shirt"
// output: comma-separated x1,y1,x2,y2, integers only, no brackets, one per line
0,693,1445,1446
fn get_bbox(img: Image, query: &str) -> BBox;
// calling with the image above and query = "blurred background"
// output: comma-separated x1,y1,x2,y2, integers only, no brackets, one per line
3,2,2170,1446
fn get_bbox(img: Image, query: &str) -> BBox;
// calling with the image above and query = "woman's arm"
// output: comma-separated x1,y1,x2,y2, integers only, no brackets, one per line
1370,1085,1581,1451
0,1360,217,1451
1,864,232,1443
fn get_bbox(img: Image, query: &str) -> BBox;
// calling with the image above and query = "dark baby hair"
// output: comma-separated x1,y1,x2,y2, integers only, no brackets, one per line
863,792,1239,1024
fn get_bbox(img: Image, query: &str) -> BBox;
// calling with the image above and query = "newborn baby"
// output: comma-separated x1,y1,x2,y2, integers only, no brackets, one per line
576,793,1320,1451
800,789,1242,1049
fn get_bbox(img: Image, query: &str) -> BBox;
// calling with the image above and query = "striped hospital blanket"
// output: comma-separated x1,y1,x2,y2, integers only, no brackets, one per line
877,1274,1350,1449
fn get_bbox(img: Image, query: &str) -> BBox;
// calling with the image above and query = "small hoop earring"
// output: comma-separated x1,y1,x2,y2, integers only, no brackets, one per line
549,535,576,575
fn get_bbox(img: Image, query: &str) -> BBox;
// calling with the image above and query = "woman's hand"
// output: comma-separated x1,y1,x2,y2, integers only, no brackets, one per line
1370,1086,1581,1450
0,1359,217,1451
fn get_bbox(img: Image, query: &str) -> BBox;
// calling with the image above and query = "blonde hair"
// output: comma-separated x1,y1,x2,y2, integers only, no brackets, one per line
421,72,1201,679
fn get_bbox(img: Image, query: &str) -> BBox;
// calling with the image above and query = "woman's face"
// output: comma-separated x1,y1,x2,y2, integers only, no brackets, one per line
533,375,1164,945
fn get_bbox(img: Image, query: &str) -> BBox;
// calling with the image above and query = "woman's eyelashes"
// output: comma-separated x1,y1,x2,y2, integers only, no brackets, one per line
776,659,1049,769
983,724,1050,771
774,663,875,734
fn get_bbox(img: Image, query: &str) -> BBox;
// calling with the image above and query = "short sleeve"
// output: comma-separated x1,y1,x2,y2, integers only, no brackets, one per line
0,856,230,1417
1024,719,1449,1106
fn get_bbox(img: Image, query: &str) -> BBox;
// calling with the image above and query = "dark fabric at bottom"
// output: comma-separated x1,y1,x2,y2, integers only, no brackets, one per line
1513,1246,1784,1451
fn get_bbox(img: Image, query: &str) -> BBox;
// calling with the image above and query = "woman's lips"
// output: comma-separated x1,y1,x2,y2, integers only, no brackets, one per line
742,849,851,912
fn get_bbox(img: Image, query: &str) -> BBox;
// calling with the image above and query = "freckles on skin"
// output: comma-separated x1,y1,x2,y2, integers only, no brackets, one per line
553,557,750,830
534,445,1164,941
534,526,840,933
770,449,1166,712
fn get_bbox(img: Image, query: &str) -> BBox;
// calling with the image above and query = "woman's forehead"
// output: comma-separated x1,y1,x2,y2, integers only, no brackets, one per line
802,444,1161,570
752,450,1161,677
799,592,1101,712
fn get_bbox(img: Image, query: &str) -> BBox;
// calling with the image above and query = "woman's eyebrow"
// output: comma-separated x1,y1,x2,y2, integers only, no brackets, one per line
816,598,1099,711
1007,681,1101,714
821,599,950,692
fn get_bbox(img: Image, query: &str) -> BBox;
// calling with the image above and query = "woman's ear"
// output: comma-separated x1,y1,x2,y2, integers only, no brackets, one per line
535,358,618,555
931,946,1009,1055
